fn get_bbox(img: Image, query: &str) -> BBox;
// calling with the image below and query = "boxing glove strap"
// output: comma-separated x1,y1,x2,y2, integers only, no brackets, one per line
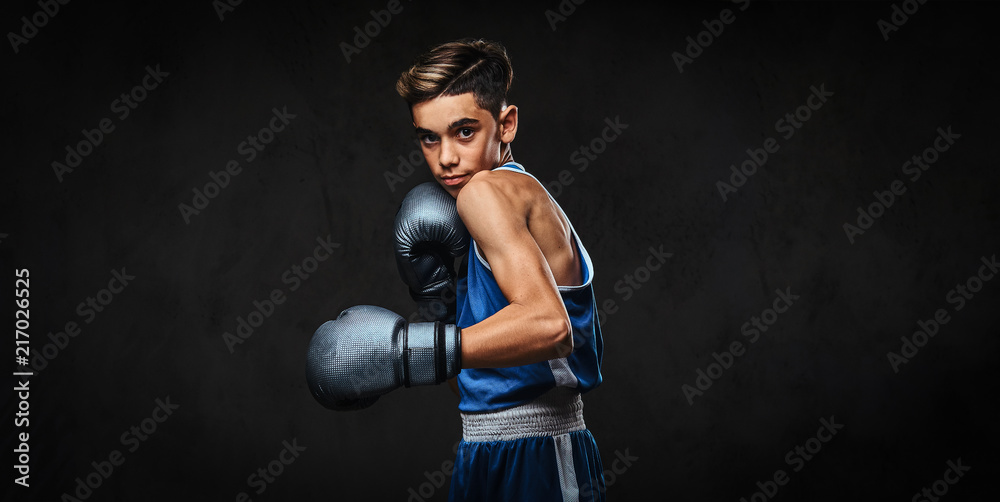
435,321,447,385
405,322,461,387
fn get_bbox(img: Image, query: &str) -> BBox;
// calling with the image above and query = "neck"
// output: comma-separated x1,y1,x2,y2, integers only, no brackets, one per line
498,144,513,166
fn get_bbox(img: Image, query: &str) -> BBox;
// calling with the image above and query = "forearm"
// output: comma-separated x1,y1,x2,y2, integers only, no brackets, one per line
460,302,572,368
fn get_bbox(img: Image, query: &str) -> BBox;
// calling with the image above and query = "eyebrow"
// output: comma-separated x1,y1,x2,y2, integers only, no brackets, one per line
415,117,480,135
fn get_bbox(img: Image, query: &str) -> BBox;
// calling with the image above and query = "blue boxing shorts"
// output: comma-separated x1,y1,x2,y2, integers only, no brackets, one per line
448,388,606,501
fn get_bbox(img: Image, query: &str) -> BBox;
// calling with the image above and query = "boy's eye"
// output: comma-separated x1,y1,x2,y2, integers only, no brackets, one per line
420,134,439,144
458,128,474,139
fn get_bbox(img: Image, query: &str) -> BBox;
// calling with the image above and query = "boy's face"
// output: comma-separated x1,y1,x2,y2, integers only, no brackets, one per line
411,92,511,197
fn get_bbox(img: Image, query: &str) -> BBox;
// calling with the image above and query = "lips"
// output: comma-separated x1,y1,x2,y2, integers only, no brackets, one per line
441,174,467,186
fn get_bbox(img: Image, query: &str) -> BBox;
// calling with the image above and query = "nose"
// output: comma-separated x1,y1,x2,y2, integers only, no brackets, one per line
438,139,459,170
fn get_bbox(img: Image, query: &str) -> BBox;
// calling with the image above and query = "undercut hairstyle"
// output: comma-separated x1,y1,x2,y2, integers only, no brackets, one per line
396,39,513,118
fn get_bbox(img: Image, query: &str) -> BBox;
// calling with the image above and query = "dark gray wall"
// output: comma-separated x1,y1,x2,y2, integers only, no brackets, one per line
3,1,997,500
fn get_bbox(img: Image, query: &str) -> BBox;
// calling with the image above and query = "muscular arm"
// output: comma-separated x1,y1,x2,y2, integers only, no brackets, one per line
456,173,574,369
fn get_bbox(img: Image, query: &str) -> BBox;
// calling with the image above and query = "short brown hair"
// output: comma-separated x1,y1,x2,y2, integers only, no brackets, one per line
396,39,513,118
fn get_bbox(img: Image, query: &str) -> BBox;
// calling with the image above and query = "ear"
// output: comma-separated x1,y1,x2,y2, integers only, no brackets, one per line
498,105,518,144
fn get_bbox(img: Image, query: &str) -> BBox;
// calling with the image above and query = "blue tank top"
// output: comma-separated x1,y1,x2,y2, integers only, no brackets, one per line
455,162,603,412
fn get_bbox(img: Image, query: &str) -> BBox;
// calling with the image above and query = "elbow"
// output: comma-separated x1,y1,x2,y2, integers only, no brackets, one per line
544,314,573,359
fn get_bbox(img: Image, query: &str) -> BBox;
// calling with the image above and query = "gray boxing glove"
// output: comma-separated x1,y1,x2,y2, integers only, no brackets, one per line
305,305,461,411
394,182,469,323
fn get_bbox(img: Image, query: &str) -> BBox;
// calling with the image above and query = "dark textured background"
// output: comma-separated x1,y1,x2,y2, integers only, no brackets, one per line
3,1,998,500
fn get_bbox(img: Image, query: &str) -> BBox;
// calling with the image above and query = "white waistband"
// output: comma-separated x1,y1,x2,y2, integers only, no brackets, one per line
460,388,586,442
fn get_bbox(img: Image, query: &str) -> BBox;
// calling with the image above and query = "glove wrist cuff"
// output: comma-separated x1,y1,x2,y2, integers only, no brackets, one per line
404,322,461,386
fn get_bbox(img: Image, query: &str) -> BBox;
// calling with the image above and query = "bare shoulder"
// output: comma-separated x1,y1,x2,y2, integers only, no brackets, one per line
457,169,546,217
458,167,580,286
